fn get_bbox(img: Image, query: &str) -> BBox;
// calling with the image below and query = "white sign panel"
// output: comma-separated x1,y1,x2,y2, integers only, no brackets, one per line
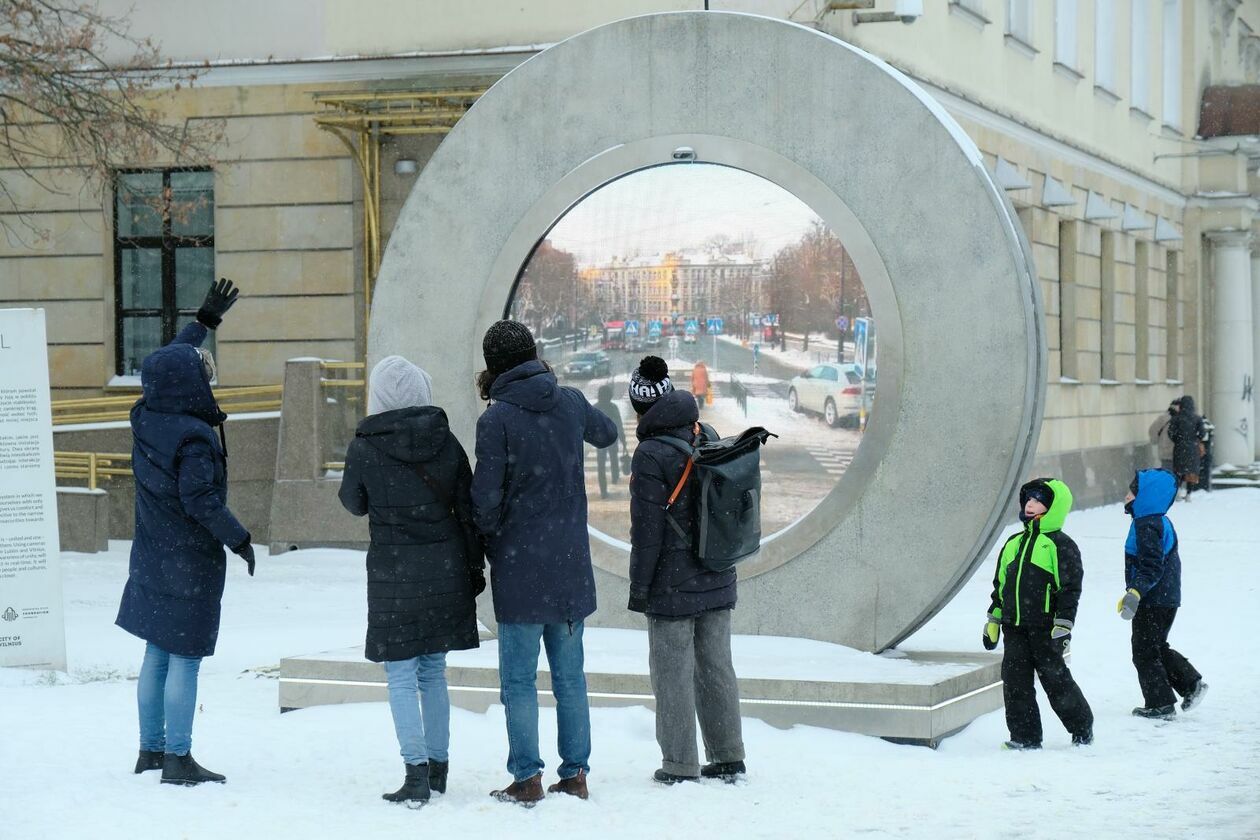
0,309,66,670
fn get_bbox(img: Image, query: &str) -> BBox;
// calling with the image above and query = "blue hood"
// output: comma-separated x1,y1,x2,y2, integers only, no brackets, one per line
489,360,558,413
1130,469,1176,518
139,340,225,426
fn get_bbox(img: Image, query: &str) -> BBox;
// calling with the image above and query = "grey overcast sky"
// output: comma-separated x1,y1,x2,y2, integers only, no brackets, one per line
544,163,825,267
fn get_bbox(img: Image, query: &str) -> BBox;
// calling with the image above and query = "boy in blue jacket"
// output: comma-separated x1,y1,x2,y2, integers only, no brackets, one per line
1118,469,1208,719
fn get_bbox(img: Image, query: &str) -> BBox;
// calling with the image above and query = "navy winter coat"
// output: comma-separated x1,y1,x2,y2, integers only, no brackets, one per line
629,391,736,618
116,323,249,658
471,361,618,624
1125,468,1181,608
338,406,483,662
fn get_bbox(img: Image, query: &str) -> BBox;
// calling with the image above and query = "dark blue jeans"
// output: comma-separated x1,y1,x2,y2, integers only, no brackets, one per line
497,621,591,782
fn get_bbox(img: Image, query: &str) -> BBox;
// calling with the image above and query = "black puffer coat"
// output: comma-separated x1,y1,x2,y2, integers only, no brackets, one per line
338,406,483,662
1167,395,1205,479
629,390,736,618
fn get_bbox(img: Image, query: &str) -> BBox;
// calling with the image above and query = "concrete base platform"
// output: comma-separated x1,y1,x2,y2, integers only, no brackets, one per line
279,629,1001,747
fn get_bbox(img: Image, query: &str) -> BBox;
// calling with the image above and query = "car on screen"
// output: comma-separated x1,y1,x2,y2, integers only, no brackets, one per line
786,363,865,428
563,350,612,379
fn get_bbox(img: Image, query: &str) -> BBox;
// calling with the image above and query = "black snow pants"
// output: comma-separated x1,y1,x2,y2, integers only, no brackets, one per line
1131,605,1202,709
1002,625,1094,744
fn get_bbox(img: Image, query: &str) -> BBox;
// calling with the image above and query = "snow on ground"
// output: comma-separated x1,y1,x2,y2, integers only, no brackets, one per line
2,491,1258,838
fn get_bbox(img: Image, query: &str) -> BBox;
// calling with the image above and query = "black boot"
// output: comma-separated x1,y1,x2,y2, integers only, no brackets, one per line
134,750,164,774
383,762,430,804
1132,704,1177,720
428,760,449,795
653,769,698,785
1002,740,1042,751
1072,729,1093,746
1181,681,1209,712
700,761,746,782
160,753,226,786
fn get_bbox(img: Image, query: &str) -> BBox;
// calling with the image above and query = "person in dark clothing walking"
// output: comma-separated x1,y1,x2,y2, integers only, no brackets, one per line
1148,399,1179,473
1166,395,1205,499
1118,469,1208,719
338,355,485,805
984,478,1094,749
627,356,746,784
592,383,627,498
116,278,252,786
470,320,617,805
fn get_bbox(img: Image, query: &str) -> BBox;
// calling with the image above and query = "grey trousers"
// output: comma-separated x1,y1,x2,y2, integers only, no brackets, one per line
647,608,745,777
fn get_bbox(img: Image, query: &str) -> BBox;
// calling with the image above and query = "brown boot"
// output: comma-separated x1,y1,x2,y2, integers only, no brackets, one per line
547,770,589,800
490,773,544,805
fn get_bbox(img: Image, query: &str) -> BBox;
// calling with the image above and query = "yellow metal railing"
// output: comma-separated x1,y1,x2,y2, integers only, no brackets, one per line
320,361,366,391
53,451,133,490
52,385,283,426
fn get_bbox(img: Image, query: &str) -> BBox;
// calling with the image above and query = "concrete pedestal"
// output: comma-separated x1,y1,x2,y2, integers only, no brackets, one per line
278,629,1002,748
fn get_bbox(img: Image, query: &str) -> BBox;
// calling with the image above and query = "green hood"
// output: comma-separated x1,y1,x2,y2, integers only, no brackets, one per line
1021,478,1072,533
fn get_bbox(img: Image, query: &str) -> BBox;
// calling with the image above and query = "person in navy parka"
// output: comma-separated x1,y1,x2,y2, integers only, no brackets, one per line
115,279,254,786
1117,468,1208,719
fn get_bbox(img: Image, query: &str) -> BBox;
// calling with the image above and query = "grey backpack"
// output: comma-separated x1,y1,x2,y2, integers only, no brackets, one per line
657,426,776,572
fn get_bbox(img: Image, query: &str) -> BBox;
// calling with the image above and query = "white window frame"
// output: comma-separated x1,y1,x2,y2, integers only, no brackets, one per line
1094,0,1118,96
1162,0,1182,129
1006,0,1034,50
1131,0,1152,115
1054,0,1080,73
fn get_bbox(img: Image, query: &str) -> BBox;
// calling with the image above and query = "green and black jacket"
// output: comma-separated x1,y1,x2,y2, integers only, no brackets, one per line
988,478,1083,629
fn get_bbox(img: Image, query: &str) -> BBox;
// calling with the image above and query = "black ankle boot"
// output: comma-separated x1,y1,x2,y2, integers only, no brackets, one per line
428,760,449,795
134,750,164,774
701,761,747,783
383,762,430,804
160,753,226,786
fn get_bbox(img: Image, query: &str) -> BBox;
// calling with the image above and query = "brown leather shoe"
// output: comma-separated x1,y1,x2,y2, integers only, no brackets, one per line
547,770,589,800
490,773,544,805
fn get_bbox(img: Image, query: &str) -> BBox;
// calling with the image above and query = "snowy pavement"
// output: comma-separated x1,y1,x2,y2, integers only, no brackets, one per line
2,490,1258,838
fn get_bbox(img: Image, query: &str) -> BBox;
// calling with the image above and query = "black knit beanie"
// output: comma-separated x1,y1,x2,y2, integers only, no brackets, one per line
629,356,674,415
482,320,538,376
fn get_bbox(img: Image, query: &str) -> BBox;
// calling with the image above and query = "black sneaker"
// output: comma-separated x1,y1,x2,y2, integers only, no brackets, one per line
1181,682,1209,712
1132,705,1177,720
653,769,698,785
1072,730,1093,746
160,753,226,786
1002,740,1042,751
134,750,164,774
700,761,746,783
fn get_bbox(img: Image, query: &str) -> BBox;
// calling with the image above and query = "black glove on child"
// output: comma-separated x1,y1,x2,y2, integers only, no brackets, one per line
233,539,256,577
197,278,240,329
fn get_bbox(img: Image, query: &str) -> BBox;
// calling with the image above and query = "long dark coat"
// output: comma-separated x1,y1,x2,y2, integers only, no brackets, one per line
629,390,737,618
116,322,248,658
338,407,483,662
1167,395,1205,479
471,361,618,625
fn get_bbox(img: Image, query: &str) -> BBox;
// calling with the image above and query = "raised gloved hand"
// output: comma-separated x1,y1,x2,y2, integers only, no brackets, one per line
628,584,650,614
197,278,240,329
233,538,256,577
982,614,1000,651
1051,619,1072,655
470,569,487,597
1117,588,1140,621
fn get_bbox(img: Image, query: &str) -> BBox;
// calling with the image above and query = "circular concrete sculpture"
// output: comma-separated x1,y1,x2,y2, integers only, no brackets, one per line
370,11,1045,652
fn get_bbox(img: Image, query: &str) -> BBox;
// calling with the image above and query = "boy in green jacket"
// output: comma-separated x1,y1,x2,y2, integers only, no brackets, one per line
984,478,1094,749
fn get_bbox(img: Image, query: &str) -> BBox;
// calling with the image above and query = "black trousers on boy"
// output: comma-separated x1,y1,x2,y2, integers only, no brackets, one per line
1131,604,1202,709
1002,625,1094,744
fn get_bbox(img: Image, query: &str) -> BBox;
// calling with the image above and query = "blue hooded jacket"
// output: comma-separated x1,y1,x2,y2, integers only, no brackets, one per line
1124,468,1181,608
471,360,617,624
115,323,249,657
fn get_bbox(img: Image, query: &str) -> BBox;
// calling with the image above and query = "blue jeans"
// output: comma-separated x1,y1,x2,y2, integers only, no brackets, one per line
498,621,591,782
384,653,450,766
137,642,202,756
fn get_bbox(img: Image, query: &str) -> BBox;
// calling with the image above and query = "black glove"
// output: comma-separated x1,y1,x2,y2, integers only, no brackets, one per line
627,585,649,614
233,538,256,576
197,278,240,329
470,569,487,596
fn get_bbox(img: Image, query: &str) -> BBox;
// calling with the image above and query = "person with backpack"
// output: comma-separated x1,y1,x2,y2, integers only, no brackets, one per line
471,320,618,805
1166,394,1205,500
116,278,254,787
338,355,484,805
627,356,746,784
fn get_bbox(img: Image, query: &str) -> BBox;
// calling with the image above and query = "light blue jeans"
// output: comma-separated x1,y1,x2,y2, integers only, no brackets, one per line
498,621,591,782
137,642,203,756
384,653,450,766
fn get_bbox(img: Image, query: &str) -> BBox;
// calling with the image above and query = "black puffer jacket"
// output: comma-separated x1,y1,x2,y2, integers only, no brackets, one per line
1167,395,1205,478
629,390,736,618
338,406,483,662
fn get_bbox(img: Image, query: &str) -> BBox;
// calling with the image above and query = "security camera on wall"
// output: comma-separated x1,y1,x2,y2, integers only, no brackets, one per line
895,0,923,23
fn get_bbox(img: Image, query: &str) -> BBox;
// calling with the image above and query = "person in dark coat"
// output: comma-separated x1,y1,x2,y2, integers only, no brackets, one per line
115,278,252,787
627,356,745,784
1117,469,1208,719
470,320,617,804
1166,394,1205,498
592,383,626,498
338,355,485,805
